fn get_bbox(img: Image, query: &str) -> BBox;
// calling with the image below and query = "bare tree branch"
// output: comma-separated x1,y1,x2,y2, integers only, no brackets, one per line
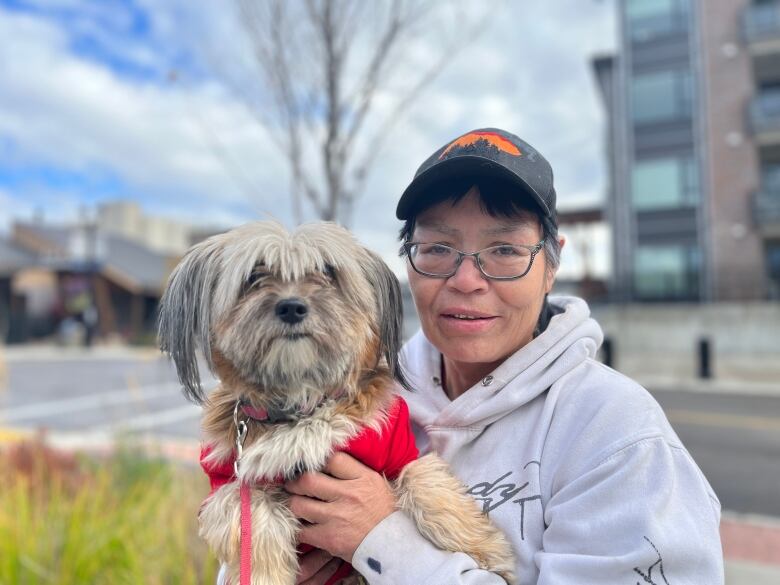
227,0,496,225
339,0,403,164
342,4,496,224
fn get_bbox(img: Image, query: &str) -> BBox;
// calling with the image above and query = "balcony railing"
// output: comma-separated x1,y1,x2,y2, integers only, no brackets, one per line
744,2,780,44
631,269,701,302
628,12,689,43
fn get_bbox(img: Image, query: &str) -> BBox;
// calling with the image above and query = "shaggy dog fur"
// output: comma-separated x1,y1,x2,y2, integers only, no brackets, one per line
158,221,516,585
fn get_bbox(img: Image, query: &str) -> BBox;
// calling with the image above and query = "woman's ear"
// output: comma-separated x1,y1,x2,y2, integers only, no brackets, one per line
544,234,566,294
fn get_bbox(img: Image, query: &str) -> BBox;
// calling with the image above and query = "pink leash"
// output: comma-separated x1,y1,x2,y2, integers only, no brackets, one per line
240,481,252,585
233,399,252,585
234,399,321,585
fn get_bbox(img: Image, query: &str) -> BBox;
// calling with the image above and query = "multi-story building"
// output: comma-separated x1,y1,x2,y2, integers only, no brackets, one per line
97,200,191,255
595,0,780,302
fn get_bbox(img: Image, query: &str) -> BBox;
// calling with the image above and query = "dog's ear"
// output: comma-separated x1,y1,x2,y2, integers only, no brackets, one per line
158,244,219,404
362,249,408,390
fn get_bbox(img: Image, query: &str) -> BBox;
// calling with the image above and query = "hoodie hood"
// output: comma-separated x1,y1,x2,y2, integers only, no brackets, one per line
399,296,603,433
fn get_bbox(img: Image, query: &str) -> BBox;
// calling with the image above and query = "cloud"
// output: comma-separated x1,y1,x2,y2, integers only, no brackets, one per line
0,5,291,226
0,0,615,279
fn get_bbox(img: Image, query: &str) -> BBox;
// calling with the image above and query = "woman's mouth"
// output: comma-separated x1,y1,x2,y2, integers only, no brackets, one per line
439,309,497,332
441,308,495,319
448,313,488,320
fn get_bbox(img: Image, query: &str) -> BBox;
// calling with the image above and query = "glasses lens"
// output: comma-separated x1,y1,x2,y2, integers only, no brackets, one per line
409,243,457,276
479,245,533,278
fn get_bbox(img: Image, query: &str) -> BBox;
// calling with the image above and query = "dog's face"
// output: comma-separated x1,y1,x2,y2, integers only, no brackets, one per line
158,221,404,409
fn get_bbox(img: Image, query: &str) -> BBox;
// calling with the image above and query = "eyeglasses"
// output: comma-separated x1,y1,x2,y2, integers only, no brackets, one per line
403,240,546,280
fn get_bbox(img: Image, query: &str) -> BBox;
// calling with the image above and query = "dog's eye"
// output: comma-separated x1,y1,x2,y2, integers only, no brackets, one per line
246,269,268,288
323,264,337,280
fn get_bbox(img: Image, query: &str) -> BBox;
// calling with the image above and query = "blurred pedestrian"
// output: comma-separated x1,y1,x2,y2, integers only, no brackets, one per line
82,304,98,347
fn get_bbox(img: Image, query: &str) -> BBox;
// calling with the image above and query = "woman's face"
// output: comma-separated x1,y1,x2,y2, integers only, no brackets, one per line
407,188,557,370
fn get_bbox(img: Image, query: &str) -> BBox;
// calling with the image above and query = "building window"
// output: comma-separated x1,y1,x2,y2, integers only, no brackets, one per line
754,84,780,121
631,69,692,124
761,163,780,194
767,242,780,299
745,1,780,41
626,0,690,41
631,156,699,210
634,245,700,300
768,243,780,278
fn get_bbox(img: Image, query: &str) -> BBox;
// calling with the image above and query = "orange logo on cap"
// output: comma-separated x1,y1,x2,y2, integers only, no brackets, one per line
439,131,522,159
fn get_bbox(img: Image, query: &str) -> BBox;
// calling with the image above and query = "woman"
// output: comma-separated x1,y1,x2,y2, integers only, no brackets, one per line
285,128,724,584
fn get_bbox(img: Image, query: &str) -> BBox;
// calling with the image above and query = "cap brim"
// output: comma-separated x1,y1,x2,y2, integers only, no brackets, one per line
396,155,551,220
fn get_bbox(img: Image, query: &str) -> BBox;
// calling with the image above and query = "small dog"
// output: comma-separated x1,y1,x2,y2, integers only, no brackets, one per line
158,221,515,585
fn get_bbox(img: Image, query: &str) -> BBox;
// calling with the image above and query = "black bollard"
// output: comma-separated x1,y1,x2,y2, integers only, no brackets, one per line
602,337,614,368
698,337,712,379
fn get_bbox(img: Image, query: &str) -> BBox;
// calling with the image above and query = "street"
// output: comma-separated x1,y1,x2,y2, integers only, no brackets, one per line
650,389,780,517
0,351,207,440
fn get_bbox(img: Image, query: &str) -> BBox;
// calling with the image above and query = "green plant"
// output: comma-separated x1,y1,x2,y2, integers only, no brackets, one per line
0,438,219,585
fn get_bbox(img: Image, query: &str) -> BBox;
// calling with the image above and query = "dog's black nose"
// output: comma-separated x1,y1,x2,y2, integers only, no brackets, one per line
275,298,308,324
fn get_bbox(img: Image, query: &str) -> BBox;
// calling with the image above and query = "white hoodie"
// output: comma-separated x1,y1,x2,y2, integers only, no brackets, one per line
352,296,724,585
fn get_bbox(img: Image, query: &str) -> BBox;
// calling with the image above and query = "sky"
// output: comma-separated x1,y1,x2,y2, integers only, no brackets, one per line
0,0,616,279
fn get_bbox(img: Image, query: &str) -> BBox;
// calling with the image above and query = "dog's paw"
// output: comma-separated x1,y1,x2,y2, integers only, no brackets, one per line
199,483,242,563
248,487,299,584
199,483,301,585
394,454,517,584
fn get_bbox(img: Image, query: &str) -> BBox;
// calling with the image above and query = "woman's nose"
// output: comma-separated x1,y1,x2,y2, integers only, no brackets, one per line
447,255,488,293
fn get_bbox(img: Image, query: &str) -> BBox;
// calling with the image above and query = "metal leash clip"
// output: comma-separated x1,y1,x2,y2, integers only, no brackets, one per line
233,399,248,476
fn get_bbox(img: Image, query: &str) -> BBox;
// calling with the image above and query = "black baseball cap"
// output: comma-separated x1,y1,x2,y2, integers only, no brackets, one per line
396,128,556,222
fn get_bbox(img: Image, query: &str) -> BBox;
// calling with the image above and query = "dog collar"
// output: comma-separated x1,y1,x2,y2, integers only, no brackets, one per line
239,401,296,424
241,403,271,420
237,395,339,424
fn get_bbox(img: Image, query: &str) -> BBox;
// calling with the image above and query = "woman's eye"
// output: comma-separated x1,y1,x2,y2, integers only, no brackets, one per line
419,244,452,256
493,245,520,256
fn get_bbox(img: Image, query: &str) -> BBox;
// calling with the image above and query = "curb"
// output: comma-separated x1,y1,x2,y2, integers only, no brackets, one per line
641,376,780,397
0,426,201,465
1,344,162,362
44,431,202,464
722,510,780,529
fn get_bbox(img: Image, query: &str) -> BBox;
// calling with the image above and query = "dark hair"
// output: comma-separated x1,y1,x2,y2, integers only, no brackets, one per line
398,177,561,272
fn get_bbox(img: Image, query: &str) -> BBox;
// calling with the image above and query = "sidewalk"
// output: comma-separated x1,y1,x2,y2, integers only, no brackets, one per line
722,511,780,584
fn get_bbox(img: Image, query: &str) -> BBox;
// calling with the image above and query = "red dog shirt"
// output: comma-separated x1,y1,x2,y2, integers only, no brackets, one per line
200,396,419,584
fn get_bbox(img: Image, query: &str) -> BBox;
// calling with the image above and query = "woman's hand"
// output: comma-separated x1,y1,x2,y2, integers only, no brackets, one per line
295,548,344,585
285,451,397,562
